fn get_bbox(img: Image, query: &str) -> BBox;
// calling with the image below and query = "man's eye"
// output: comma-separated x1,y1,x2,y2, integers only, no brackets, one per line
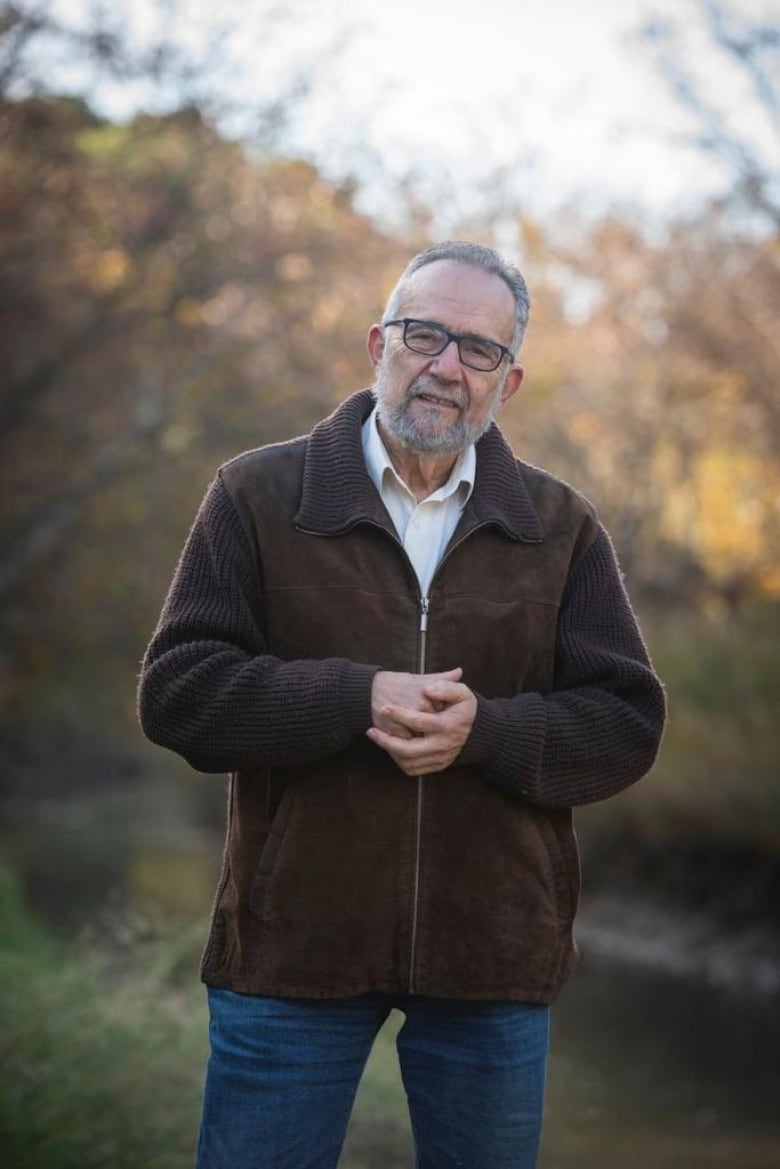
408,325,442,344
462,339,496,362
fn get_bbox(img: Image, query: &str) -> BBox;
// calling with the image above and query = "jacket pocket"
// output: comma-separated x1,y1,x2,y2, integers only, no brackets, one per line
250,784,297,912
538,810,580,923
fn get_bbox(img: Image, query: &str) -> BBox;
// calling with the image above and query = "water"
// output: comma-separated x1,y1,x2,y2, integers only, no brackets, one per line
540,954,780,1167
341,954,780,1167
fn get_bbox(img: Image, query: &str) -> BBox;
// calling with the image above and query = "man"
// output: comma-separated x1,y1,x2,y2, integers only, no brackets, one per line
139,241,665,1168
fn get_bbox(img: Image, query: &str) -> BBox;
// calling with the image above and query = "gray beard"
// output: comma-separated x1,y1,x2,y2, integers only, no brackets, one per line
373,366,503,455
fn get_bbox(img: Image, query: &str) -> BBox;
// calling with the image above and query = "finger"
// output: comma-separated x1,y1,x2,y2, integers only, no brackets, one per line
405,752,456,776
421,680,470,704
367,726,425,755
366,726,416,753
367,725,464,775
379,721,416,740
379,705,440,736
388,751,449,776
429,667,463,682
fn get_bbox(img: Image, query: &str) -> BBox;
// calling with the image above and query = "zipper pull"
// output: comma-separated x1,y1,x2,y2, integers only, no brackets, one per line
419,596,430,633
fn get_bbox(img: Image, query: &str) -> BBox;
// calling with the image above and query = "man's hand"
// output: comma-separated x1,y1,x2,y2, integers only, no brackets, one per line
371,668,463,739
367,674,477,775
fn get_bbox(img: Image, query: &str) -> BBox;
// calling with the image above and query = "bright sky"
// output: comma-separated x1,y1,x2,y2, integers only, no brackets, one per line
48,0,779,227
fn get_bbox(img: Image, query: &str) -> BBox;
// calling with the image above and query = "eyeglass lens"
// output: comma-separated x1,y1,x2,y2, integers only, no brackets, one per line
404,321,502,371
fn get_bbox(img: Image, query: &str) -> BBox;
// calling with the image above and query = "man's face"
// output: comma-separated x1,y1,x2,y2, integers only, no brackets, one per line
367,260,524,455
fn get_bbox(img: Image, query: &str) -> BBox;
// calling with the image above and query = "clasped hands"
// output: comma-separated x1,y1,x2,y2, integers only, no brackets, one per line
366,668,477,776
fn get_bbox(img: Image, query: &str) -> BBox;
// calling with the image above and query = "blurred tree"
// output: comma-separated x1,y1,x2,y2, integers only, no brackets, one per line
0,95,401,590
0,0,323,144
495,1,780,613
524,210,780,613
0,8,409,738
640,0,779,227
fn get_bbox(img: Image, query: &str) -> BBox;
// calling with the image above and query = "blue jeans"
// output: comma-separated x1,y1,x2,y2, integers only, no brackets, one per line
195,988,549,1169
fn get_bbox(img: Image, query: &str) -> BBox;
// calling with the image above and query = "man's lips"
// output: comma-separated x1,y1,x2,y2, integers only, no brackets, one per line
412,391,462,410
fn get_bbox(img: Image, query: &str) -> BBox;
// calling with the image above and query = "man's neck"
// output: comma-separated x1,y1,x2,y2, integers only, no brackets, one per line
376,420,460,501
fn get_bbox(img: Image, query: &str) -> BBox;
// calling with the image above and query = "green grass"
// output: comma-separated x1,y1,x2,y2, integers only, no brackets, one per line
0,865,413,1169
0,867,207,1169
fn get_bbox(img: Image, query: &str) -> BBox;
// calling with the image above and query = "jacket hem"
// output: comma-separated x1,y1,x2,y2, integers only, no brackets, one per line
199,967,576,1005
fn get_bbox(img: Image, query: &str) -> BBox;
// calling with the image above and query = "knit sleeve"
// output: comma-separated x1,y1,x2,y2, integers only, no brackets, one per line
456,525,666,808
137,472,379,772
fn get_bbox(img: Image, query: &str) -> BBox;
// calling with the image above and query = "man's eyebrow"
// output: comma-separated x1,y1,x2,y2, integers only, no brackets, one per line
416,317,502,344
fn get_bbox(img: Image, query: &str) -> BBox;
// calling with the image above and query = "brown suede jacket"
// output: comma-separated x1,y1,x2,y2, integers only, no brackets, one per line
138,388,666,1003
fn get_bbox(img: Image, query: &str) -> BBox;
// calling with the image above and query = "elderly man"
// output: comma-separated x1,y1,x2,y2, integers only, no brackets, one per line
139,241,665,1169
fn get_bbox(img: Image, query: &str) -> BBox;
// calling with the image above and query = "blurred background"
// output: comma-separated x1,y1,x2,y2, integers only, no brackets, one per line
0,0,778,1165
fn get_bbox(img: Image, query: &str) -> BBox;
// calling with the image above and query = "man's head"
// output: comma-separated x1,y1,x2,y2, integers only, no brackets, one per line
367,242,528,456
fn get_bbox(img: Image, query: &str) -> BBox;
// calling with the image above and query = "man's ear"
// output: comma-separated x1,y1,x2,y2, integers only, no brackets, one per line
366,324,385,369
500,365,524,405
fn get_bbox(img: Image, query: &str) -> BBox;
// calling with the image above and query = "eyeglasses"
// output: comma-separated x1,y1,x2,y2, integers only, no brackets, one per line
383,318,514,372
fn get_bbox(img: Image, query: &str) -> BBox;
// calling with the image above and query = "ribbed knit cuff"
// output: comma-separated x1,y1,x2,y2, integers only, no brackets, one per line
455,691,547,800
337,661,383,736
455,694,505,767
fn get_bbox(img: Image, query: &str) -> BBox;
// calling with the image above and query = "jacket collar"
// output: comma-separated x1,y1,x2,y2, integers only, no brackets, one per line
293,388,545,543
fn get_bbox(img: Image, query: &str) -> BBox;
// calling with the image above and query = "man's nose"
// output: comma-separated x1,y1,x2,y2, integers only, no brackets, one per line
428,338,463,378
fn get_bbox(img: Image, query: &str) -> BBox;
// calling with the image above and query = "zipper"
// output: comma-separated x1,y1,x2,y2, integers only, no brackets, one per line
417,596,429,671
301,517,431,995
408,595,429,994
404,525,542,992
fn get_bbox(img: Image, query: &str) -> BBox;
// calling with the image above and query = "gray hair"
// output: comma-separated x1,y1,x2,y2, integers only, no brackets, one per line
383,241,530,353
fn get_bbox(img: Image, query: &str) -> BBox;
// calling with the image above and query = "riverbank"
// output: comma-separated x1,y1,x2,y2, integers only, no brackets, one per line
577,892,780,997
574,824,780,997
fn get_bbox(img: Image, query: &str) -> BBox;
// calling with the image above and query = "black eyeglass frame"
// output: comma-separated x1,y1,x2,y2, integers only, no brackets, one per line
383,318,514,372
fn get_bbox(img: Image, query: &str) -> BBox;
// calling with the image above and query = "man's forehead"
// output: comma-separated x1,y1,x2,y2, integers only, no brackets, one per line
397,260,515,337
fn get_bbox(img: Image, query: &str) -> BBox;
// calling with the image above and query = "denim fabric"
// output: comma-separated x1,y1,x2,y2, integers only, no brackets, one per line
195,988,549,1169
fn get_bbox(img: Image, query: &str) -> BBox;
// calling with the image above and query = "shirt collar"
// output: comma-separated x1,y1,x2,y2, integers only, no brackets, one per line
362,406,475,505
293,387,545,544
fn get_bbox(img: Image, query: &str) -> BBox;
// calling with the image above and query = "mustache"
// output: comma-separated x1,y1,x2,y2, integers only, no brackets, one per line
407,376,468,410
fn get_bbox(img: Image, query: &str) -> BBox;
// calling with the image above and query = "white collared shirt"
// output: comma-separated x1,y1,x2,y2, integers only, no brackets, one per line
361,407,475,597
